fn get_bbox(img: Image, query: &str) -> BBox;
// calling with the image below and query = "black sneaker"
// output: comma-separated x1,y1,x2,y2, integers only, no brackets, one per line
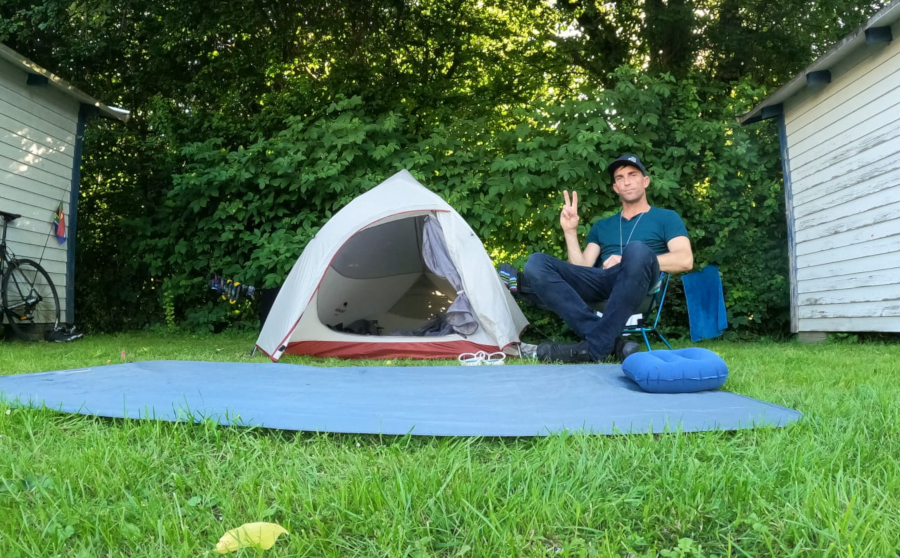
536,340,594,363
614,336,640,362
45,326,84,343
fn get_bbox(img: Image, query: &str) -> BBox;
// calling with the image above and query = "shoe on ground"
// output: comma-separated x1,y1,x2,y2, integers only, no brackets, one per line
614,336,640,362
536,337,640,364
45,326,84,343
536,340,593,363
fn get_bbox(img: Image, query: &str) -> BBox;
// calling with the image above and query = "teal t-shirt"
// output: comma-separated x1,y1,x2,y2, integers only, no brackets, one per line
585,207,688,267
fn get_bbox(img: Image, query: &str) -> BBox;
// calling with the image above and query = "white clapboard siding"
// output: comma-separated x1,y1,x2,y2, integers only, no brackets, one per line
29,270,67,290
786,42,900,141
797,249,900,282
5,242,68,264
788,79,900,165
23,257,67,276
0,113,75,155
0,141,71,180
790,90,900,174
11,267,67,287
796,219,900,257
795,199,900,244
7,242,68,264
0,81,78,134
798,266,899,295
792,112,900,185
2,218,70,254
1,168,73,204
787,60,900,149
0,127,73,168
798,316,900,332
0,192,69,230
791,152,900,208
0,57,80,324
797,234,900,269
790,134,900,198
1,152,71,189
799,282,900,307
799,300,900,319
0,97,76,147
794,165,900,220
795,182,900,232
2,213,69,239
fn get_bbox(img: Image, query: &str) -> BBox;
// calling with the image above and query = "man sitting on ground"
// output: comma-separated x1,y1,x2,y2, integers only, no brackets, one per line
503,154,693,363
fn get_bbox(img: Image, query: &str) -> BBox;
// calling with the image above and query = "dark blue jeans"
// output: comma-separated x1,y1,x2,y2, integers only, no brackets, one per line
521,242,660,359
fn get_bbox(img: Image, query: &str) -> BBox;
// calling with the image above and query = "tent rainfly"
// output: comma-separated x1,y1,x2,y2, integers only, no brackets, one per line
256,170,529,360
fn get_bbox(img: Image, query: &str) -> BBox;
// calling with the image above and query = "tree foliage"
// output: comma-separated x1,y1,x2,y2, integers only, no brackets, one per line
0,0,887,333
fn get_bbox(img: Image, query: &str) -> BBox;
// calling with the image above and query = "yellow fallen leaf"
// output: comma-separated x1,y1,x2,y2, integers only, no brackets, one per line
214,522,289,554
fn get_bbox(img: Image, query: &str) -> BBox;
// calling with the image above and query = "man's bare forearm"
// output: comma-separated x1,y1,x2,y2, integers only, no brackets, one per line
564,231,590,266
657,250,693,273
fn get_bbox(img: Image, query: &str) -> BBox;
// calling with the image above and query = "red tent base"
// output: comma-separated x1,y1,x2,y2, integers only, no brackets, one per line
284,340,508,360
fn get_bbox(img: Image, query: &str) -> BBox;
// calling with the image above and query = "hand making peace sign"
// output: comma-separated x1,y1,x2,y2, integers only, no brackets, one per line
560,190,579,233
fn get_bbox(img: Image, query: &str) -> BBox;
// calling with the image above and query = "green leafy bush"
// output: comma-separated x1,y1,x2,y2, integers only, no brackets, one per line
132,68,788,334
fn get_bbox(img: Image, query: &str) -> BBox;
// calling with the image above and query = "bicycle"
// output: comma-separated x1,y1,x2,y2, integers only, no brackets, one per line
0,210,61,340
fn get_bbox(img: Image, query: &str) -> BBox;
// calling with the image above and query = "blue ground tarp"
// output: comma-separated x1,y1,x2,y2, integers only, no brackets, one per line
0,360,801,436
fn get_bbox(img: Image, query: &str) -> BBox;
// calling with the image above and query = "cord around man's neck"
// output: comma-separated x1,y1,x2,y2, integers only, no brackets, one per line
621,200,651,219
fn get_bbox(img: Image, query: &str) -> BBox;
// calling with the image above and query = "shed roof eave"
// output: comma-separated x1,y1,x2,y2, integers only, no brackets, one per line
0,43,130,123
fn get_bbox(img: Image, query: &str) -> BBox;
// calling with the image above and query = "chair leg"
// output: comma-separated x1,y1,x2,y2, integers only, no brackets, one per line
654,328,673,350
640,329,652,351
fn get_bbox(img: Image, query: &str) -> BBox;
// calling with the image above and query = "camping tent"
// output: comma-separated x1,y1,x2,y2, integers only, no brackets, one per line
255,170,529,361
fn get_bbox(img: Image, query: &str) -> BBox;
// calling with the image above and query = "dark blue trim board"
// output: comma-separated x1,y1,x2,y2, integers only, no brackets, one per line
66,104,91,324
777,113,799,332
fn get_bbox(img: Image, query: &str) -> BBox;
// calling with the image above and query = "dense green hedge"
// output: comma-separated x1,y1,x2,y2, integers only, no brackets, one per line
124,68,788,335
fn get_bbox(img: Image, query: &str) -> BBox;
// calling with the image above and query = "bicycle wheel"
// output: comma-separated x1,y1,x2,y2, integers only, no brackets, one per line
2,258,60,340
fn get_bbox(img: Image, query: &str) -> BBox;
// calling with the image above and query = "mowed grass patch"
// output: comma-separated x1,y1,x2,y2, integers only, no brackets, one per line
1,333,898,557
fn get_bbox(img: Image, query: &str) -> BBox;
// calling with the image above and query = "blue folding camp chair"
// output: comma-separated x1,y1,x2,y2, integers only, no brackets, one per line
594,272,673,351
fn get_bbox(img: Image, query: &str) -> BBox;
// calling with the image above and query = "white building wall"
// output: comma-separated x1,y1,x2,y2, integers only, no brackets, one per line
0,56,78,323
783,19,900,333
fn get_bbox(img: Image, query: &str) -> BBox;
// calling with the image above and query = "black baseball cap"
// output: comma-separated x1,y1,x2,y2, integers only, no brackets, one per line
607,154,648,178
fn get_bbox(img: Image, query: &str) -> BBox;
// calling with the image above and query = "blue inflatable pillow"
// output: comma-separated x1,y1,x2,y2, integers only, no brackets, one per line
622,348,728,393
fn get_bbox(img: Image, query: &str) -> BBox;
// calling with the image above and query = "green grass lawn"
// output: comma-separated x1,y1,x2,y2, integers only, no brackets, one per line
1,332,898,557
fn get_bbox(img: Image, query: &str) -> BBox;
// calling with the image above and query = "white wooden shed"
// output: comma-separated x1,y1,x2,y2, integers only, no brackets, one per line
741,0,900,337
0,43,128,326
